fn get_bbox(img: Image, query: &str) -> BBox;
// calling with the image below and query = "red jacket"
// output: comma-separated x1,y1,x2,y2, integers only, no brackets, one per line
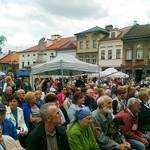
115,108,143,141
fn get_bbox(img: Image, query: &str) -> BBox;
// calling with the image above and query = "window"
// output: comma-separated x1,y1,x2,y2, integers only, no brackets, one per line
28,55,30,57
111,32,115,38
116,49,121,59
85,55,90,63
22,55,24,57
108,50,112,59
92,55,97,64
44,53,47,55
22,62,25,68
101,50,105,59
136,48,143,59
93,40,97,48
27,62,30,65
33,54,36,56
79,41,83,49
86,41,90,49
126,48,132,60
149,49,150,59
79,56,83,61
2,66,3,71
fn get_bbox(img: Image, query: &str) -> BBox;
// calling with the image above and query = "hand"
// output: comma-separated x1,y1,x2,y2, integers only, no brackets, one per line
140,138,149,146
19,131,27,137
124,142,131,149
120,143,129,150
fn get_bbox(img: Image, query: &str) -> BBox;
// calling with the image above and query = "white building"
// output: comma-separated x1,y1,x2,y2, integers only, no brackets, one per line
99,25,131,70
18,35,76,69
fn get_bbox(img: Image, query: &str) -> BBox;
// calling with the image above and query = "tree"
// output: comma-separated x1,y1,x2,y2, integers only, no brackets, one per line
0,35,7,53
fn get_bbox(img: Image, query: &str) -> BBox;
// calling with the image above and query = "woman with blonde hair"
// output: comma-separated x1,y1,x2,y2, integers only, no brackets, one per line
22,91,41,132
3,76,15,93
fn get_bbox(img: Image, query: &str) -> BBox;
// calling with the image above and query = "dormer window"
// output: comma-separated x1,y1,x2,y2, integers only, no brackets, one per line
110,32,115,38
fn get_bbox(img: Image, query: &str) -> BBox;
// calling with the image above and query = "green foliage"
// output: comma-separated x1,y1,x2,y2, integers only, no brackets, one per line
0,35,7,46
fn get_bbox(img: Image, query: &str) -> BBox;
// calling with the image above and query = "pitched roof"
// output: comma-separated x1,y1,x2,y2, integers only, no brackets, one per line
74,26,109,35
101,26,131,41
0,52,19,64
47,37,76,50
122,24,150,39
19,37,76,53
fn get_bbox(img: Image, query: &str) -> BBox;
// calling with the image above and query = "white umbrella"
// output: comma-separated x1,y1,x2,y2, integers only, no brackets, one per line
107,71,129,78
100,68,118,77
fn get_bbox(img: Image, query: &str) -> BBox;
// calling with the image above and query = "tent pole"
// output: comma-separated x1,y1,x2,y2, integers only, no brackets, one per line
61,60,64,87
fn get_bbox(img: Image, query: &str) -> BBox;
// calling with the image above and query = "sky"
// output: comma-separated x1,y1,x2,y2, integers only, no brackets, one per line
0,0,150,53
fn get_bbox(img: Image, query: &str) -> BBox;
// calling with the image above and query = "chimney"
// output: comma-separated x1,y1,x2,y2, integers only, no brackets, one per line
134,20,137,25
105,25,113,31
51,34,61,40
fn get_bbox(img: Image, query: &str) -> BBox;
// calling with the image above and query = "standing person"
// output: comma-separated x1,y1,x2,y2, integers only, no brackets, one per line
67,107,100,150
25,103,71,150
84,88,97,111
92,95,130,150
57,87,67,106
21,77,31,93
116,97,150,150
112,87,126,115
3,76,16,94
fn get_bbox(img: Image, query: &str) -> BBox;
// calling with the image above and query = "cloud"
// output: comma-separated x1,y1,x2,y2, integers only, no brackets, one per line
33,0,108,20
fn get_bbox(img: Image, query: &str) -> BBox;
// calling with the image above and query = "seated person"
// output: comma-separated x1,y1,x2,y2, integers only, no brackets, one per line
116,97,150,150
0,103,18,140
6,95,28,147
44,93,70,127
92,95,130,150
0,132,23,150
67,107,100,150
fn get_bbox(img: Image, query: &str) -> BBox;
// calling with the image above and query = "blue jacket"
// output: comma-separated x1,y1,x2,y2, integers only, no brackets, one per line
22,102,40,131
2,118,18,140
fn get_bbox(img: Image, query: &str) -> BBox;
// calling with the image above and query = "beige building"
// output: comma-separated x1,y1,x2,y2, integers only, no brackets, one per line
75,26,109,65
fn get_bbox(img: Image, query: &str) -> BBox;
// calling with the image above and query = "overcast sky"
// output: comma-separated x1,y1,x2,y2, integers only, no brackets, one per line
0,0,150,52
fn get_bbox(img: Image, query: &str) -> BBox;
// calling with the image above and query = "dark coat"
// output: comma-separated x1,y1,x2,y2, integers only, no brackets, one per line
139,101,150,131
25,122,71,150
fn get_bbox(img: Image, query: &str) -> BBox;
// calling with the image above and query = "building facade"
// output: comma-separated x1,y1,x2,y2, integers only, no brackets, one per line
122,24,150,83
18,35,76,69
75,26,109,65
99,26,131,70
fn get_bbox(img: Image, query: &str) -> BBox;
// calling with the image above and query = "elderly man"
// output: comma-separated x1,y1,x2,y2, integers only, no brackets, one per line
16,89,26,107
1,86,12,105
84,88,97,111
92,95,130,150
25,103,71,150
116,97,150,150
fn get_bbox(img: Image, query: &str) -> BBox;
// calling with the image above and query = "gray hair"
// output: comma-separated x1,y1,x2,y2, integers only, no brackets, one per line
127,97,140,109
40,103,56,121
97,95,110,107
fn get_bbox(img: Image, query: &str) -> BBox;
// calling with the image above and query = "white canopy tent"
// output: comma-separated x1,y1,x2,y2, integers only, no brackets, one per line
91,68,129,78
31,53,100,76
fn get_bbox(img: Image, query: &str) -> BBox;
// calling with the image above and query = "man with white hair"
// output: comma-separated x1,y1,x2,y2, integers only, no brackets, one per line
116,97,150,150
92,95,130,150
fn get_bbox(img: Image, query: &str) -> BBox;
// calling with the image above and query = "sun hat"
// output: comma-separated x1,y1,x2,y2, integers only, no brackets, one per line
77,107,91,120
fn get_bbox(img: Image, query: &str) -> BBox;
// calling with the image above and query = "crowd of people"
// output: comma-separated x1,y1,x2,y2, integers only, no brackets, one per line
0,72,150,150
